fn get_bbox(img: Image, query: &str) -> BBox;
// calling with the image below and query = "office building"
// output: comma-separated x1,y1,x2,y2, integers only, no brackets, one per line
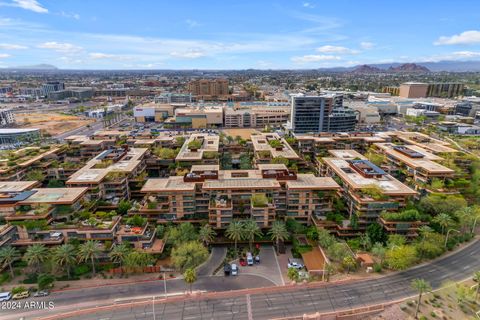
42,82,65,97
187,79,229,100
154,93,192,104
289,93,357,133
399,82,429,98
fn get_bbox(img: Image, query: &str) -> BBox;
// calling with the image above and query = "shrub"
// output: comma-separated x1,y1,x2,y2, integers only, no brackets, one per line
373,263,382,273
37,274,55,290
0,273,10,285
11,286,27,294
73,265,91,276
22,273,38,284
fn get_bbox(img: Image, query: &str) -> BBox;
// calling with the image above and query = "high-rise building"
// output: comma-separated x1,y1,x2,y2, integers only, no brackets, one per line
42,81,65,97
187,79,229,100
0,109,15,127
289,93,357,133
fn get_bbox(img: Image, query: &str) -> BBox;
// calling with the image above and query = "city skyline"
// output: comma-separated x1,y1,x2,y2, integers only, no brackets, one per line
0,0,480,69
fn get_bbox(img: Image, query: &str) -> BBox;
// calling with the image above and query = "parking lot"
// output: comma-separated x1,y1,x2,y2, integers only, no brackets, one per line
219,245,287,286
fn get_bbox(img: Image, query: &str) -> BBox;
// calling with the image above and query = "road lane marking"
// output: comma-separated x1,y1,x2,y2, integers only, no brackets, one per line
246,294,253,320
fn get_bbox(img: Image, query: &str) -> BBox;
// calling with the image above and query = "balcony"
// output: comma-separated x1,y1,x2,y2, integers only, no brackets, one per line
209,196,232,210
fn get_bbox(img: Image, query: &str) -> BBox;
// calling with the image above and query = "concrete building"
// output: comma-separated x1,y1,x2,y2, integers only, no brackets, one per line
0,128,40,145
427,83,464,98
399,82,429,98
42,81,65,97
321,151,417,236
135,163,340,227
170,106,223,128
289,93,357,133
154,93,192,104
0,109,15,127
224,106,290,128
187,79,229,100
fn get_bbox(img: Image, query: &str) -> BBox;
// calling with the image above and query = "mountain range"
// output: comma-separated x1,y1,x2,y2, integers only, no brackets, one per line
2,60,480,72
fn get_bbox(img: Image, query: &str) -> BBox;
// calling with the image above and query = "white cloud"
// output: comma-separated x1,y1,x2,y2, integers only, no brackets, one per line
434,30,480,45
37,41,83,53
316,45,358,54
0,0,48,13
89,52,115,59
0,54,11,58
360,41,374,49
185,19,200,28
60,11,80,20
0,43,27,49
88,52,131,61
170,49,206,59
451,51,480,58
303,2,315,8
291,54,340,63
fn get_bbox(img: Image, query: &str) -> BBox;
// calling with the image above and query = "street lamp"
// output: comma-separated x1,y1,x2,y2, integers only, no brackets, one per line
152,296,156,320
444,229,460,248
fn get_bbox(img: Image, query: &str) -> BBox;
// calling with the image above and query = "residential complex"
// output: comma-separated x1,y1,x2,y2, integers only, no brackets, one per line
187,79,230,101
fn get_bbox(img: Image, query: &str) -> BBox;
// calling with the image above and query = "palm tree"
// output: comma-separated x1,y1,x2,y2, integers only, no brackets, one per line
268,221,289,254
109,243,131,269
225,220,244,258
324,263,335,282
77,240,101,276
24,244,48,273
52,244,76,279
417,225,433,259
226,135,234,145
411,278,431,319
183,268,197,293
0,246,20,278
455,207,474,234
474,271,480,300
243,219,262,253
198,225,217,247
433,213,453,234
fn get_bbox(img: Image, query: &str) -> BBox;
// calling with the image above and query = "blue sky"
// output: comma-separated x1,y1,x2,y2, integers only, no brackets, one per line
1,0,480,69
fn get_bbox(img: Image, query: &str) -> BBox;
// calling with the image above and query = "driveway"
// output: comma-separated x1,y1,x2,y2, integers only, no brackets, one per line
223,245,284,286
197,246,227,276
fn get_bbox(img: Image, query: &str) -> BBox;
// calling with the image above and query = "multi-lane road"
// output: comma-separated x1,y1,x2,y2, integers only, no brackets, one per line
4,239,480,320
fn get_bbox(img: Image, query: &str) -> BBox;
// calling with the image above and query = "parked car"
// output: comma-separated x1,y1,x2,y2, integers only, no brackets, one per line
255,255,260,264
246,252,254,266
239,258,247,266
0,292,12,302
287,258,304,269
33,290,49,297
223,263,231,276
13,291,30,300
231,263,238,276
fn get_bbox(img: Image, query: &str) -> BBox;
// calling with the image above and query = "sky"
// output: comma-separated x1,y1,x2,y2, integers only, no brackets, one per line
1,0,480,69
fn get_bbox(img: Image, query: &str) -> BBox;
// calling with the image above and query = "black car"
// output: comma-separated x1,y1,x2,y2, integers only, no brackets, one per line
224,263,231,276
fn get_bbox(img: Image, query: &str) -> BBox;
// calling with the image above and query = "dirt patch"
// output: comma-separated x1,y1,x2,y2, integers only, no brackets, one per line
221,128,260,140
16,113,94,135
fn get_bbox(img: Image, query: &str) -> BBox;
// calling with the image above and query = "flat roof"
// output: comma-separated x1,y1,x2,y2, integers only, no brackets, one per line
0,181,38,192
141,177,196,192
286,174,340,190
176,133,220,161
191,164,220,171
0,128,39,134
203,178,281,190
328,149,366,160
375,143,455,174
67,148,147,184
323,157,416,195
251,133,300,160
19,187,88,205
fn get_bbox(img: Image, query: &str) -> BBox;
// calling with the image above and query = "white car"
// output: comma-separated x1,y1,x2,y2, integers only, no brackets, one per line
231,263,238,276
287,262,304,269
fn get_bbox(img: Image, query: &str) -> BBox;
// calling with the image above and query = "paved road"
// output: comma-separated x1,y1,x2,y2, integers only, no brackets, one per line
49,239,480,320
197,247,227,276
4,274,275,320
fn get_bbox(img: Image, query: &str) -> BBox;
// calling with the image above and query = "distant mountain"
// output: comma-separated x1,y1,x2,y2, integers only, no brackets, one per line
387,63,430,72
351,64,383,73
6,64,58,70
